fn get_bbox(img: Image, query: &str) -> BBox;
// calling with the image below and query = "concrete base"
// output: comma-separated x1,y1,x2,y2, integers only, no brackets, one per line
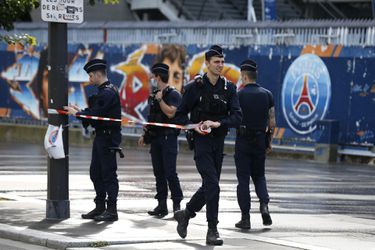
46,199,70,220
314,143,338,163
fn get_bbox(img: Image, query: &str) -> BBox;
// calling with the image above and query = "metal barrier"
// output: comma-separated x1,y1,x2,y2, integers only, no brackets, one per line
1,20,374,46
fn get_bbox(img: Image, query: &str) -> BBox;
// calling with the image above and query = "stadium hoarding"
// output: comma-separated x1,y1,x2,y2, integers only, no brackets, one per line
0,43,374,146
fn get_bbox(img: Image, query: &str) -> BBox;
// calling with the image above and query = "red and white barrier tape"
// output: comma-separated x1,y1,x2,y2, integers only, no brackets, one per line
48,109,199,130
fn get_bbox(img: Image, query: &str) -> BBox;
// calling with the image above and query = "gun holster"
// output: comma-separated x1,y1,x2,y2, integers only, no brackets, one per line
185,130,195,150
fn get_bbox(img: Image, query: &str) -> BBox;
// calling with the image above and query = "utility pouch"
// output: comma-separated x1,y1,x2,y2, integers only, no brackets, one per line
185,130,195,150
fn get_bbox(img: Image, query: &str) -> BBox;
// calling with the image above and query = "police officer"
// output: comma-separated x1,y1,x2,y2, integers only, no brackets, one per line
64,59,122,222
174,45,242,245
138,63,183,217
234,59,275,230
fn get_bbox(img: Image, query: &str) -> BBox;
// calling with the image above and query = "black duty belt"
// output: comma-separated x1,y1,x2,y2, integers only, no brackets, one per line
237,126,265,137
94,128,121,136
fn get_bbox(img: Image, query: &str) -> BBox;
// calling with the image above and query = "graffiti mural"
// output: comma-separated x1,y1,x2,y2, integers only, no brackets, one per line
0,43,374,146
1,46,41,119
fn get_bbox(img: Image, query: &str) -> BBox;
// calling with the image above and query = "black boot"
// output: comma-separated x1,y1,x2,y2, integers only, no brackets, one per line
235,213,251,230
260,203,272,226
174,209,192,238
172,200,181,213
94,200,118,222
206,222,223,246
81,199,105,219
148,199,168,218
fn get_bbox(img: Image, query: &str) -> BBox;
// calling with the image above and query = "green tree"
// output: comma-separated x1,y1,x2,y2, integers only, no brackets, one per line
0,0,119,44
0,0,40,31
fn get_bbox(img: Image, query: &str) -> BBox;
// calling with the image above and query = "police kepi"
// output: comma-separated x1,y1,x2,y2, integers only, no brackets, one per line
83,58,108,73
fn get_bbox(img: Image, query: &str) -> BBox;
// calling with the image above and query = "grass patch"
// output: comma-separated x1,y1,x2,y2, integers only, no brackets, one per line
0,197,12,201
89,241,109,248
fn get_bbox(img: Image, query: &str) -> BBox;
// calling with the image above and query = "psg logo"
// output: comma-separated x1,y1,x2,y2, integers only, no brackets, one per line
281,54,331,134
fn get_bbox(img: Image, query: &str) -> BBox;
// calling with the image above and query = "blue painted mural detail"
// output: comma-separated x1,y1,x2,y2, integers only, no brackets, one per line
1,51,41,119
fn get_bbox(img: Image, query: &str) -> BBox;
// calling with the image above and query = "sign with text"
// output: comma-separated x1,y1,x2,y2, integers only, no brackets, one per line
41,0,84,23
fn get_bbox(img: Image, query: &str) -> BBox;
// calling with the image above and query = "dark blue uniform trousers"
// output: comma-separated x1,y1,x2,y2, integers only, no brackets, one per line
150,134,183,202
186,135,225,224
90,131,121,203
234,133,270,214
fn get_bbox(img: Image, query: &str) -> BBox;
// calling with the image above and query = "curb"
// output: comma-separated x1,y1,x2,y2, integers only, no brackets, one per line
0,223,197,250
0,221,336,250
0,223,75,249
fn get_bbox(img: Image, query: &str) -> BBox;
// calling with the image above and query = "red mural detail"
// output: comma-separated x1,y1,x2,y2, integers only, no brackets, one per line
294,75,314,112
112,46,150,120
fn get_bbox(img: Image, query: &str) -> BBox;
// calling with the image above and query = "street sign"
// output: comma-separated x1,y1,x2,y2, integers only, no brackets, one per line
41,0,84,24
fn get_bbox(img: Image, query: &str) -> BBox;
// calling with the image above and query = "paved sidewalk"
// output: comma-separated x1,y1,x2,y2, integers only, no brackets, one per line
0,194,294,250
1,192,375,250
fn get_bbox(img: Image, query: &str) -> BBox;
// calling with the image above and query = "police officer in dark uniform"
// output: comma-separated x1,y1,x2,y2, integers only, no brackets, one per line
138,63,183,217
234,59,275,229
174,45,242,245
64,59,122,222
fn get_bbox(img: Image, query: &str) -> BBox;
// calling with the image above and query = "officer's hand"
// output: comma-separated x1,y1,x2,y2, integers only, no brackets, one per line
194,121,206,135
155,90,163,102
70,104,81,111
203,120,221,128
138,136,145,146
63,105,78,115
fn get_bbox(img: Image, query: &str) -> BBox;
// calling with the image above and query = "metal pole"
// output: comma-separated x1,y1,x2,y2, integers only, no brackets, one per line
46,22,70,220
248,0,257,22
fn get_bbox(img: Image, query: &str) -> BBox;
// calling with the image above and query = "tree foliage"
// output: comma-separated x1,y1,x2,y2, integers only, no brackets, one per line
0,0,40,31
89,0,119,5
0,0,120,31
0,0,119,45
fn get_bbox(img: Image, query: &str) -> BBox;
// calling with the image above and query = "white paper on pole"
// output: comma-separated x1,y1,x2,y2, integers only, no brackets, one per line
44,124,65,159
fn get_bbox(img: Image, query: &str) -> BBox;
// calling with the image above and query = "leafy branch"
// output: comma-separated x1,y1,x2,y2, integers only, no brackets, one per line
0,34,37,46
1,0,120,45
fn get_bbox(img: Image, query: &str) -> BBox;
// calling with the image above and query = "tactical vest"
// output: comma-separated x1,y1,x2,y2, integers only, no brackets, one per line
148,86,175,124
191,76,230,123
87,83,121,129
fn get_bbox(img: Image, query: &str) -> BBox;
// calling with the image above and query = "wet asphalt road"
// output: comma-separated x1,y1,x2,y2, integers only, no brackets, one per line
0,141,374,220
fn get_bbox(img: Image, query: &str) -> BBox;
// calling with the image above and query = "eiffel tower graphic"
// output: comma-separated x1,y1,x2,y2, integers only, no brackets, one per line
294,75,314,114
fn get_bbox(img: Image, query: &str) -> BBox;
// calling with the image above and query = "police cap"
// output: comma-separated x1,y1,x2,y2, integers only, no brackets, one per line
240,59,257,72
84,59,107,74
151,63,169,74
205,45,224,59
